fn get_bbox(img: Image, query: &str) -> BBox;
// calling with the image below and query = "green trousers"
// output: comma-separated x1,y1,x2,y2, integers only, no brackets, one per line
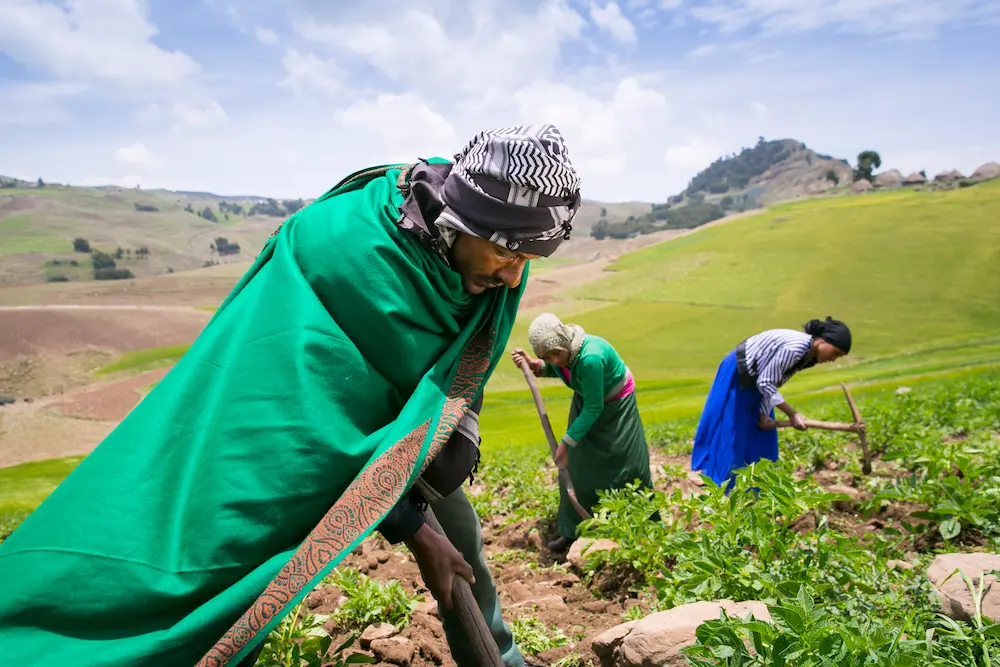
431,486,524,667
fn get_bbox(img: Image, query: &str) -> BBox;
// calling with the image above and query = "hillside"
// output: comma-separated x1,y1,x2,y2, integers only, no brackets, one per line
0,178,653,284
592,138,854,239
483,177,1000,433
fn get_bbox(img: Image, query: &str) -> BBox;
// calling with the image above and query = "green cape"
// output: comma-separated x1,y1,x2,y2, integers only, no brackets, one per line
0,163,525,666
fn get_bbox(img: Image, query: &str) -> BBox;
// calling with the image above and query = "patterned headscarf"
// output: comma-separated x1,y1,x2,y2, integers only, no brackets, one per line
437,124,583,257
528,313,586,364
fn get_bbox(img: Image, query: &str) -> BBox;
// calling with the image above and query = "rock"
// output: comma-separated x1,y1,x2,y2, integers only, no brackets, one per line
549,572,581,587
971,162,1000,181
593,600,771,667
374,550,392,564
927,553,1000,622
371,637,415,666
418,638,446,665
568,538,619,571
410,611,444,638
507,581,538,603
686,470,706,487
367,554,381,571
827,483,861,511
510,595,569,612
895,386,912,395
360,622,398,649
584,600,609,613
888,559,915,571
852,179,872,194
414,600,439,618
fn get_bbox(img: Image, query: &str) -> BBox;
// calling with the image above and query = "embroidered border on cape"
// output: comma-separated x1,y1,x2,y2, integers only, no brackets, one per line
197,324,495,667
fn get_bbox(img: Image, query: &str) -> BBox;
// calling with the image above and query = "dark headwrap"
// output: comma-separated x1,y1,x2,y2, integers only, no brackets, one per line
803,316,852,353
398,124,582,258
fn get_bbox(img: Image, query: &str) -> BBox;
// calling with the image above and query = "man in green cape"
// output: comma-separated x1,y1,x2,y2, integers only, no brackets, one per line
0,125,583,667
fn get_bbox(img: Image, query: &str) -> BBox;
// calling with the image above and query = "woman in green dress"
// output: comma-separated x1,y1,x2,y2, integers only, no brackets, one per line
511,313,652,552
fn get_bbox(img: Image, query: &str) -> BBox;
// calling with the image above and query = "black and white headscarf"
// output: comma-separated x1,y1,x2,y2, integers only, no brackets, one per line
398,124,583,258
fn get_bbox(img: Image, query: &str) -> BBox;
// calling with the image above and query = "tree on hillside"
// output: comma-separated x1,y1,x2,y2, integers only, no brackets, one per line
854,150,882,182
73,237,91,253
198,206,219,223
135,247,150,259
113,247,124,260
214,237,241,256
600,207,607,218
825,169,840,186
91,251,117,270
37,177,45,188
184,203,195,214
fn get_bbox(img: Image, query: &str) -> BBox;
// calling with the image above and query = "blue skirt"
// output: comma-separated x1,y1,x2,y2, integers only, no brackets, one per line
691,349,779,487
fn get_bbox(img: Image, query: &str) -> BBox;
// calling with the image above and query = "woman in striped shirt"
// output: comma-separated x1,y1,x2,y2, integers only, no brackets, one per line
691,317,852,488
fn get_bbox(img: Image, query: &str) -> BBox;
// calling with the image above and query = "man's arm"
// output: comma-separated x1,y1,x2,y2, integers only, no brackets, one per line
376,497,426,545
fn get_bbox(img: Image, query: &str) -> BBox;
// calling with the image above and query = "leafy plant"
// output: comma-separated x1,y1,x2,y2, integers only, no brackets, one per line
257,602,375,667
328,568,420,632
510,616,569,655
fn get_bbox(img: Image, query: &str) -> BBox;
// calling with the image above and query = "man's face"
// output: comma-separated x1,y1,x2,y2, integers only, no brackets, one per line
450,233,541,295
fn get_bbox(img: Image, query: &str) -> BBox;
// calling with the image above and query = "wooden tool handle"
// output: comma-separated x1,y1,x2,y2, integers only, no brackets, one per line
771,418,860,432
515,357,592,520
422,507,504,667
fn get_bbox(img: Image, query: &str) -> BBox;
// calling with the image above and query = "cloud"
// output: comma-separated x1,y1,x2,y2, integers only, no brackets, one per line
689,0,1000,39
752,101,768,118
280,49,340,96
660,0,683,8
0,81,87,125
294,1,586,102
590,2,638,43
688,43,719,57
0,0,199,85
255,26,280,45
115,143,161,169
333,93,457,162
665,136,728,174
141,101,229,134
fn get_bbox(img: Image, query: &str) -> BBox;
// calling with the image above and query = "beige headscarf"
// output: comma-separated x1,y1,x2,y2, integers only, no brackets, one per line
528,313,586,364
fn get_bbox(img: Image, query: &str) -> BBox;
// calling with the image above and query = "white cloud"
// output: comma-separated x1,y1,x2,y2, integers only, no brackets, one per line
142,101,229,134
0,81,87,125
689,0,1000,38
294,1,586,102
0,0,199,85
254,26,280,45
665,137,728,174
280,49,340,96
333,93,457,162
752,101,769,118
115,143,161,169
590,2,638,43
688,43,719,57
660,0,683,8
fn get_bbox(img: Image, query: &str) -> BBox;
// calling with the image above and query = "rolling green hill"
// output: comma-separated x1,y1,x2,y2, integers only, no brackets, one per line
481,177,1000,444
0,178,653,284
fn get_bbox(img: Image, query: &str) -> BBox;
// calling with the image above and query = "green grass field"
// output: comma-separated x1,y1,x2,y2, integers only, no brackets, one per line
95,344,192,376
3,179,999,542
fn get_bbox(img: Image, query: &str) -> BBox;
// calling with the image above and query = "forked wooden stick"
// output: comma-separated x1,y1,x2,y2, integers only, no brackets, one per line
770,383,871,474
515,358,592,520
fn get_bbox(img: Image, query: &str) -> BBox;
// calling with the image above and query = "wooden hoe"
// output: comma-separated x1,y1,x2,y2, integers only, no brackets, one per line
770,383,872,475
515,358,593,521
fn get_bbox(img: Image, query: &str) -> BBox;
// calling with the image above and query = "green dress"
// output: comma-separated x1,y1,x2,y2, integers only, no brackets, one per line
543,335,652,538
0,162,524,666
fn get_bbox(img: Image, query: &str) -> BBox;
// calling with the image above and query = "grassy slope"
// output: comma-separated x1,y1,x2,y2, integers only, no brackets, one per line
3,180,1000,530
481,179,1000,441
0,182,651,284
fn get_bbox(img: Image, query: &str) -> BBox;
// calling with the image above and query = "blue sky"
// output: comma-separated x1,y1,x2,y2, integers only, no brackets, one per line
1,0,998,201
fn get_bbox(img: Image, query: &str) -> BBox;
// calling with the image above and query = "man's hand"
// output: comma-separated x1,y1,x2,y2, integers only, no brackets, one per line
790,412,808,431
554,441,568,468
511,348,543,376
405,524,474,611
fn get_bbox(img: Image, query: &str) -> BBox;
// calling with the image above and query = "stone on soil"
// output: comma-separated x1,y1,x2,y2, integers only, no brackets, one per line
568,538,619,571
360,622,398,649
927,553,1000,622
593,599,771,667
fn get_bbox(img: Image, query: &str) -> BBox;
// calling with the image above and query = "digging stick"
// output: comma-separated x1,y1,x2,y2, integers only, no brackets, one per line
515,358,592,521
421,506,504,667
769,383,871,475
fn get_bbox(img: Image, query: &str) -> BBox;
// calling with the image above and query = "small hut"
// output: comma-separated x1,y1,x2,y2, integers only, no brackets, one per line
934,169,964,183
902,172,926,186
873,169,903,188
971,162,1000,181
852,179,873,194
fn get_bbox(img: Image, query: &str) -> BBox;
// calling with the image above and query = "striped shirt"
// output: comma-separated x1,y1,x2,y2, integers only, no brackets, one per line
744,329,814,414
